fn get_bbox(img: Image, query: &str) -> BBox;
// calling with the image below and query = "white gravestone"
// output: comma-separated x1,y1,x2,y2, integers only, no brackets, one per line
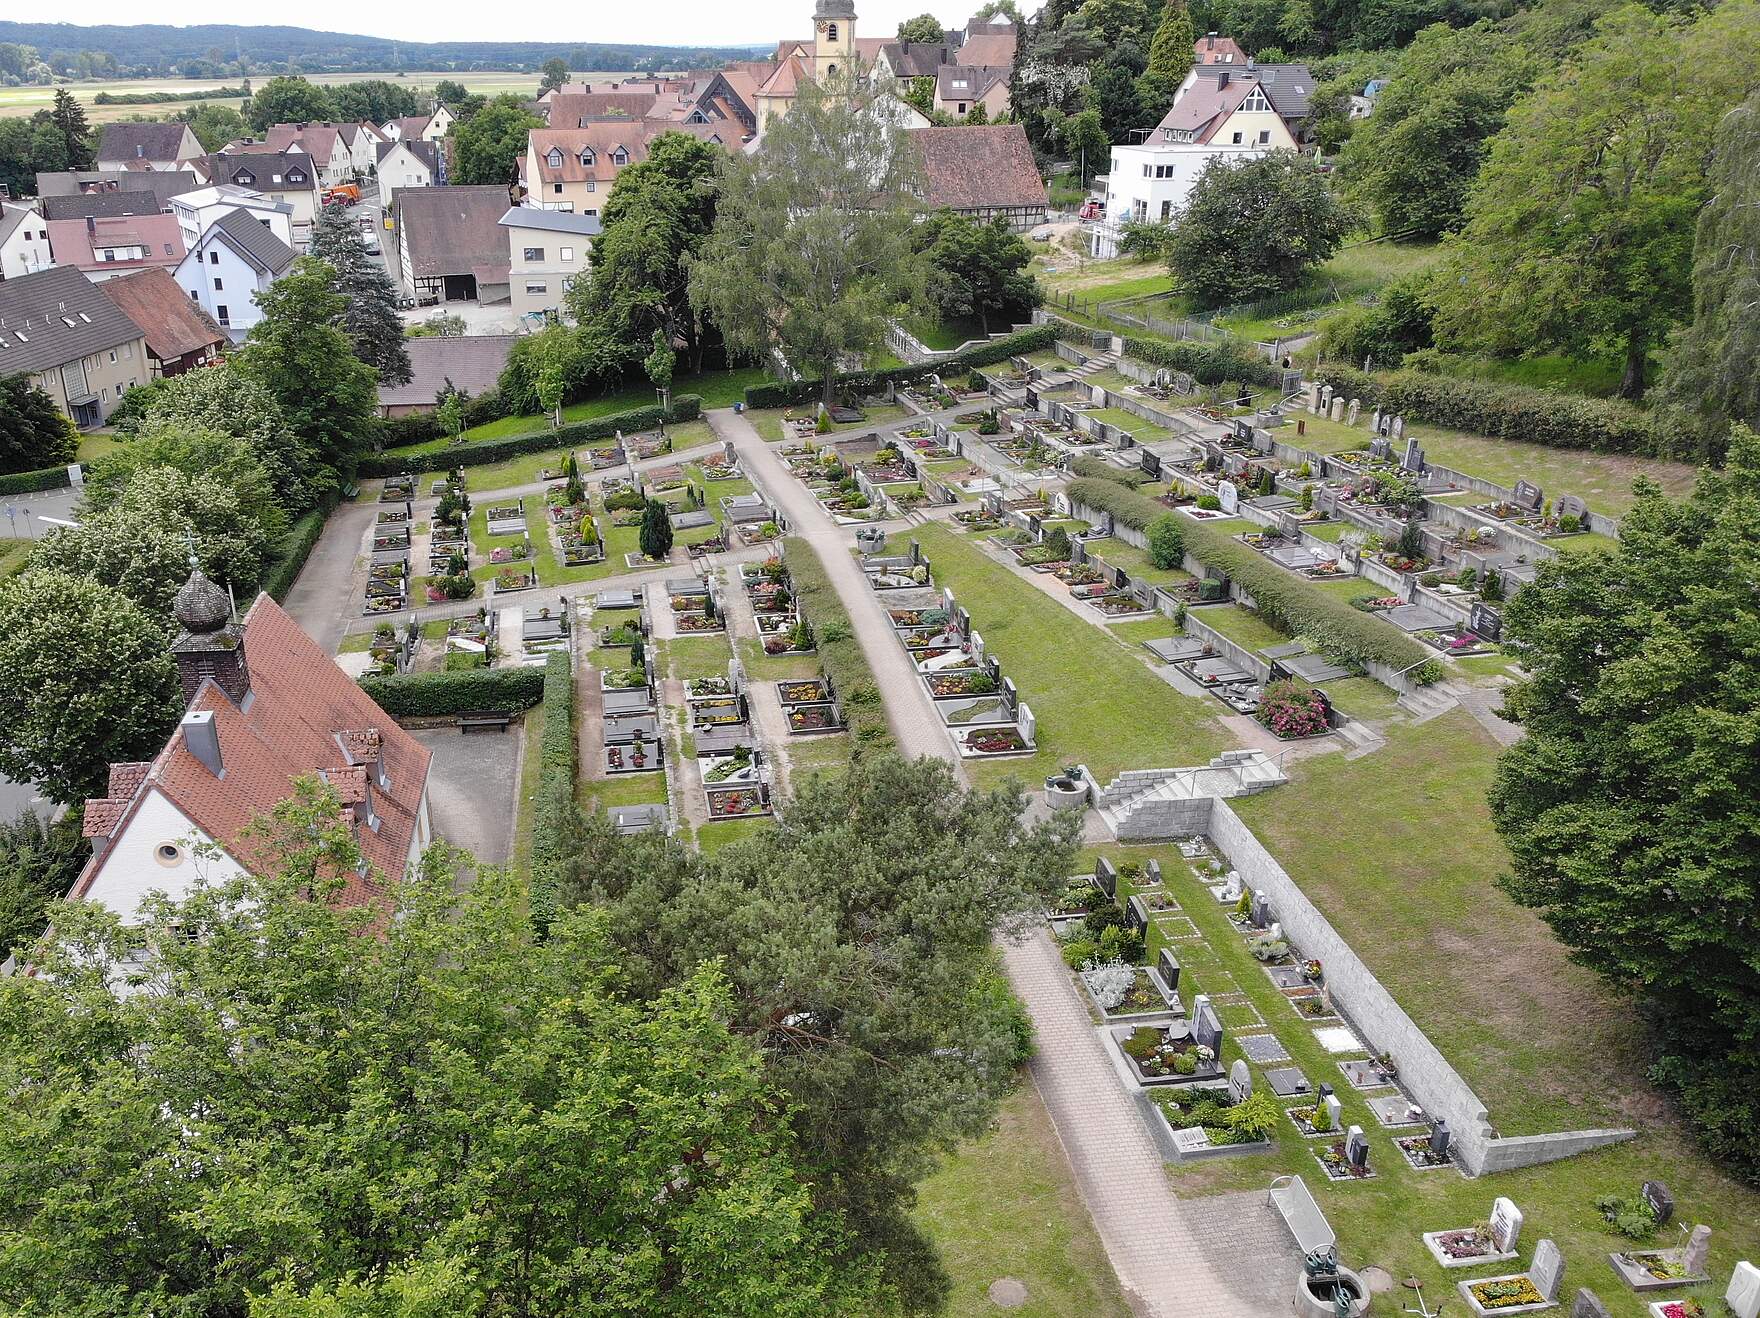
1346,398,1361,426
1490,1198,1524,1254
1218,480,1239,515
1320,1093,1342,1132
1329,397,1346,423
1726,1261,1760,1318
1307,382,1322,413
1229,1058,1253,1104
1530,1239,1564,1302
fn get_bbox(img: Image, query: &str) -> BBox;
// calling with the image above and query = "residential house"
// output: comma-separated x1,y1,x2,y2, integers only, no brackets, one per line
875,38,954,82
500,207,599,319
376,139,441,209
0,202,53,279
41,190,167,222
251,122,355,187
170,185,295,252
46,213,186,283
95,122,205,173
1195,32,1249,64
383,104,454,143
911,124,1047,231
174,207,296,342
337,121,389,176
199,152,321,247
1090,64,1307,257
957,19,1017,70
34,170,201,209
933,65,1009,120
522,122,731,215
875,19,1017,82
0,266,149,427
100,267,226,377
377,334,516,418
394,185,512,303
71,577,434,927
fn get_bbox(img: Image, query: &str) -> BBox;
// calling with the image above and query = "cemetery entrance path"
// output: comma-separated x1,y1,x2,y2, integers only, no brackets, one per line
712,407,1298,1318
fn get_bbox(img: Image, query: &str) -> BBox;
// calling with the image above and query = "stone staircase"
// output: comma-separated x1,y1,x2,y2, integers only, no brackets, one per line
1396,681,1461,724
1096,751,1288,841
1334,716,1386,760
1068,351,1120,380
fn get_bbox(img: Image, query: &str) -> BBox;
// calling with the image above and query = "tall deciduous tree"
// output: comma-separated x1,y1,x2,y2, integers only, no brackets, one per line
897,12,947,42
1660,88,1760,443
177,102,248,152
570,131,722,375
27,505,205,620
0,787,881,1317
539,56,570,91
1337,21,1538,239
312,203,413,386
1490,429,1760,1179
245,75,336,132
327,78,419,124
689,74,927,406
1432,2,1760,399
555,754,1074,1310
236,257,379,476
918,212,1042,335
449,93,541,186
0,811,85,961
1167,151,1352,306
0,570,180,804
0,373,75,475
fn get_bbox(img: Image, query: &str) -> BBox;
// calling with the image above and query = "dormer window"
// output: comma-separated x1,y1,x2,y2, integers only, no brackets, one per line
235,171,254,185
579,148,595,167
611,148,628,166
288,170,306,184
546,147,563,167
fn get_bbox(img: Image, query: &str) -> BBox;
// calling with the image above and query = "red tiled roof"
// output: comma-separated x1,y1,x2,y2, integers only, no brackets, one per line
82,800,128,839
1195,34,1249,64
100,268,225,363
338,729,382,762
911,124,1047,212
46,213,185,273
107,761,153,800
72,595,433,911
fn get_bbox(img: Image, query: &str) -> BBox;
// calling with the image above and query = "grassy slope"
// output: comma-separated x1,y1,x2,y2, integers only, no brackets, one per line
892,524,1230,789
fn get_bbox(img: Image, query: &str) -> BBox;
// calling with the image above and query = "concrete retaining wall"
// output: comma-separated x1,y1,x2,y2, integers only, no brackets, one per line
1116,792,1214,840
1205,799,1634,1176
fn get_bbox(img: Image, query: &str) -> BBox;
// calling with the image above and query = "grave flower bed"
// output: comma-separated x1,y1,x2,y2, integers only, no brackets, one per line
1093,593,1149,615
706,788,765,817
1139,890,1180,913
1256,682,1331,739
1286,1104,1341,1138
1119,1025,1217,1080
961,727,1029,754
687,676,733,698
1466,1279,1544,1310
1432,1227,1498,1264
602,668,647,690
787,704,841,731
676,613,724,633
1079,961,1171,1017
927,671,996,697
777,680,826,704
1314,1141,1377,1181
1049,879,1098,916
1396,1134,1453,1170
703,746,757,784
494,571,536,591
1418,628,1487,655
1616,1253,1692,1283
1655,1301,1707,1318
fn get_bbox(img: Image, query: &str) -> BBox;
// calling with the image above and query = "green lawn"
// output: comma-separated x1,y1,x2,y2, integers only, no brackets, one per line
1082,839,1760,1318
908,316,988,352
1189,603,1286,653
660,634,734,683
76,432,121,463
578,771,667,814
1287,414,1696,518
745,403,912,444
890,524,1230,788
460,420,715,495
1076,406,1172,443
458,368,768,441
914,1083,1134,1318
1214,241,1446,342
695,818,775,855
1088,540,1193,590
0,539,31,579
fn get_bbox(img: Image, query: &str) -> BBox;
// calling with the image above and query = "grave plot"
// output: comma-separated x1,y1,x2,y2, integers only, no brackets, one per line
516,605,571,663
1110,995,1227,1087
380,475,416,503
1149,1061,1279,1162
1455,1237,1566,1316
444,611,496,670
666,577,726,635
363,555,409,615
1423,1196,1524,1270
775,676,844,735
602,708,662,775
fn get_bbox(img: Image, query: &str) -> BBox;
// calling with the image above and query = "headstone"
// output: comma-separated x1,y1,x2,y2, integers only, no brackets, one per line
1371,407,1383,434
1369,437,1392,462
1307,381,1321,413
1000,676,1019,711
1570,1288,1611,1318
1145,859,1163,886
942,586,956,613
1221,870,1243,901
1391,415,1405,441
1095,856,1118,900
1641,1181,1674,1228
1098,510,1116,537
1018,703,1036,744
971,631,986,664
1346,398,1361,427
909,538,922,564
1157,946,1181,992
1126,894,1149,934
1684,1225,1712,1277
1141,450,1162,479
1556,494,1589,523
1428,1117,1451,1162
1511,479,1544,513
1321,1093,1343,1132
1191,995,1223,1055
1329,397,1346,423
1251,889,1270,929
1400,438,1425,473
1490,1198,1524,1255
1530,1239,1564,1302
1321,384,1334,411
1344,1125,1369,1168
1218,479,1239,515
1469,602,1503,642
1727,1261,1760,1318
1229,1059,1253,1104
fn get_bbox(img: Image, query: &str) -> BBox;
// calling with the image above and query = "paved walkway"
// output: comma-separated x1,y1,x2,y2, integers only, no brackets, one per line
712,407,1295,1318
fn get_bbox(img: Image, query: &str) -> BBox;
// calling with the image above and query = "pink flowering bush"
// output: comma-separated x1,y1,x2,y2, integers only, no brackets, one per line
1256,681,1330,738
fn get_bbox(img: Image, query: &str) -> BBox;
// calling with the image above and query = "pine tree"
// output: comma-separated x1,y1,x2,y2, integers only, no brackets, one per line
638,498,673,562
1146,0,1195,84
49,89,93,170
311,203,412,386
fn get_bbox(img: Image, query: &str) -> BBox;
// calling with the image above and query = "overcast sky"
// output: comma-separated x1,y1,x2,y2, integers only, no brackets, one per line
79,2,1013,50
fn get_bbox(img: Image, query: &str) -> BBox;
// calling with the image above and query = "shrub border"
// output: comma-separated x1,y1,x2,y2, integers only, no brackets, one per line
743,326,1056,409
783,537,895,754
358,664,546,717
361,397,703,477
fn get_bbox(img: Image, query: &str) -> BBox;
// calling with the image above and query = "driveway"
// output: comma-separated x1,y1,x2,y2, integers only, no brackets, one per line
411,723,520,866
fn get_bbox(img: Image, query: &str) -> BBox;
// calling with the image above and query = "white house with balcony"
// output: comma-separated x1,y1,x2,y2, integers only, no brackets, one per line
1090,64,1308,258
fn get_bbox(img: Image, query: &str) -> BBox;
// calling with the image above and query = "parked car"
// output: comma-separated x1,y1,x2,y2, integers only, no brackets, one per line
1078,200,1102,221
322,184,361,206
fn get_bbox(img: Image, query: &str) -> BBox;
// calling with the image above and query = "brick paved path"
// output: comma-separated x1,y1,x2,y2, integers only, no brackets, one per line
714,408,1297,1317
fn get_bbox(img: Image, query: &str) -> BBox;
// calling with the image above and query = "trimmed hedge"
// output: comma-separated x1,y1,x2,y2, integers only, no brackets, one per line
743,325,1057,409
377,389,507,449
261,490,340,603
527,651,576,930
0,465,73,496
359,664,546,717
1069,454,1148,488
360,397,703,477
1122,336,1284,388
1313,365,1693,461
1067,478,1438,682
784,537,895,754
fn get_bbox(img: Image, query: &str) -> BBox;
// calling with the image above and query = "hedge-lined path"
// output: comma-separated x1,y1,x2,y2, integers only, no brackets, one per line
714,567,798,801
712,406,1290,1318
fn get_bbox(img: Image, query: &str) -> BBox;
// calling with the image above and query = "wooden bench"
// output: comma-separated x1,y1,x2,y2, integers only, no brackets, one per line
1268,1175,1336,1255
456,712,513,734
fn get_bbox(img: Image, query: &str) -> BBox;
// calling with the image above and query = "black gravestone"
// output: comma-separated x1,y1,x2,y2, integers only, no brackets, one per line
1641,1181,1674,1228
1094,857,1118,900
1192,997,1223,1055
1468,602,1503,642
1345,1127,1369,1168
1429,1118,1451,1161
1511,479,1543,512
1570,1289,1611,1318
1140,450,1162,479
1157,946,1181,992
1126,894,1149,934
1145,859,1163,886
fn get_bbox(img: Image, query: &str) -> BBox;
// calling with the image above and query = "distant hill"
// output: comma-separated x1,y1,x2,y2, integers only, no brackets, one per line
0,22,768,75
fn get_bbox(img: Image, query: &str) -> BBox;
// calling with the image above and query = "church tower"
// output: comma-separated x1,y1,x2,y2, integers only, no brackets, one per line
814,0,857,83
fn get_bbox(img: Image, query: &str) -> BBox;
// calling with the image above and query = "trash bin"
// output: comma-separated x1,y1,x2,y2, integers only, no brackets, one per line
734,402,745,413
